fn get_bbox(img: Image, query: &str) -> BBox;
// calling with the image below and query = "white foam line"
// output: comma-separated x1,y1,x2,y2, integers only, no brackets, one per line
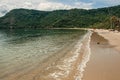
75,30,92,80
49,31,92,80
49,37,83,80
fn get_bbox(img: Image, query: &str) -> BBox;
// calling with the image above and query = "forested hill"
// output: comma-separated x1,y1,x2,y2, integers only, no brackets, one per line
0,5,120,29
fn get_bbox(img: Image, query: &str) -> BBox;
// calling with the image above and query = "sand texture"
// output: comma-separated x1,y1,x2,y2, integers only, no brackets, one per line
83,30,120,80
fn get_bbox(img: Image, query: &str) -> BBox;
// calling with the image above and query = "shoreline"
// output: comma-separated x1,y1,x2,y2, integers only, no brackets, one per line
83,29,120,80
1,29,120,80
0,29,91,80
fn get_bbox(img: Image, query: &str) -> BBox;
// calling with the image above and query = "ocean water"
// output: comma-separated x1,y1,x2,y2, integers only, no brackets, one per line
0,29,90,80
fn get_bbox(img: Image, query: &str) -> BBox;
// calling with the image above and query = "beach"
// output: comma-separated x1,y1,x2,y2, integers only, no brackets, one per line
0,29,120,80
0,29,89,80
83,29,120,80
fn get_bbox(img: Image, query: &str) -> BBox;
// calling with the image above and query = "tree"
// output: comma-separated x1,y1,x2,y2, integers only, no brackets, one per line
110,16,120,31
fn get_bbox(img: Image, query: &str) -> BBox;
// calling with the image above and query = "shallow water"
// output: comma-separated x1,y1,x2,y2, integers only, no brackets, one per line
0,29,88,80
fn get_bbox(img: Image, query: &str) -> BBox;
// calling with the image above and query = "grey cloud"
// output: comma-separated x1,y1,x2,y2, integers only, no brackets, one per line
0,5,9,16
0,0,93,17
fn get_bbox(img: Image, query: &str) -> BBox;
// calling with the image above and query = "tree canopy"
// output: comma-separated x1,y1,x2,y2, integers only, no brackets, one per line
0,5,120,29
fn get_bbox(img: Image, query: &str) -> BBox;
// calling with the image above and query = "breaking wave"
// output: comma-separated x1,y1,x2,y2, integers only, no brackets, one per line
48,31,92,80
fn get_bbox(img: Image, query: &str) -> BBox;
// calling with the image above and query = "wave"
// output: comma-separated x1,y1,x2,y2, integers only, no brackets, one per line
75,31,92,80
48,31,92,80
0,29,89,80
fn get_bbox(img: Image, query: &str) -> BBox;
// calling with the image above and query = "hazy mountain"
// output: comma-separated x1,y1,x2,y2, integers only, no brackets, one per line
0,5,9,17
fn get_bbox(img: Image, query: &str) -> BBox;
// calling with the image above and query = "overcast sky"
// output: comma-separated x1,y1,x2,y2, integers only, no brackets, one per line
0,0,120,16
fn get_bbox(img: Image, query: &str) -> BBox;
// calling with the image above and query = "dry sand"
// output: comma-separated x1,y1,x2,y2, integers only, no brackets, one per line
95,29,120,52
83,29,120,80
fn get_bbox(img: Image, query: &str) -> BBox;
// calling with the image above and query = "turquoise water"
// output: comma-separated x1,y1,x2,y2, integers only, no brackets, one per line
0,29,87,80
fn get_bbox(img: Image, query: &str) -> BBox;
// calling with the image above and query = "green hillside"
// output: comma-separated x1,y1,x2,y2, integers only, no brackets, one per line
0,5,120,29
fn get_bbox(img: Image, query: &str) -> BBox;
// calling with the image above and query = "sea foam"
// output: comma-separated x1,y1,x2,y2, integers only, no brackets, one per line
75,31,92,80
49,30,92,80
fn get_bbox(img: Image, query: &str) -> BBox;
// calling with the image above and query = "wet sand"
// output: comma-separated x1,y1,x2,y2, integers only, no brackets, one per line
83,30,120,80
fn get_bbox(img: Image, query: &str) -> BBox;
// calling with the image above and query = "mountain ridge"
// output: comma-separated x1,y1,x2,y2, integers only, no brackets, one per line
0,5,120,29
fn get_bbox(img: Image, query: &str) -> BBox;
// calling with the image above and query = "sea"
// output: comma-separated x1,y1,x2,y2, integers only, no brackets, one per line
0,29,92,80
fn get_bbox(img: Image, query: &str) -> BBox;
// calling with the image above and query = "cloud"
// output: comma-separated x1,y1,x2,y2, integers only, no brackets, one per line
37,1,93,11
0,5,9,16
0,0,93,11
74,2,93,9
37,1,71,11
23,2,34,9
104,0,120,5
91,0,120,6
0,0,94,17
0,0,119,17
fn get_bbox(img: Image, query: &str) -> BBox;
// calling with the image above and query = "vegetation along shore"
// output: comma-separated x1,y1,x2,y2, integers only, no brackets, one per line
0,5,120,30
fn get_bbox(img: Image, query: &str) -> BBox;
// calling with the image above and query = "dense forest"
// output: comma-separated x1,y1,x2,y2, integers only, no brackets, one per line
0,5,120,29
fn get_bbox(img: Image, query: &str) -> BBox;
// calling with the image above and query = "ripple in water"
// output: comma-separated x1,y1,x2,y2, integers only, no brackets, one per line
0,29,87,80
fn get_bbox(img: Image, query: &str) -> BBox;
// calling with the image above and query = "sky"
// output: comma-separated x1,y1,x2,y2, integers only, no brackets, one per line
0,0,120,16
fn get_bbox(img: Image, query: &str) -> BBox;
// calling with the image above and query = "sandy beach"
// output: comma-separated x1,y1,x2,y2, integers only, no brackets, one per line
83,29,120,80
1,29,120,80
